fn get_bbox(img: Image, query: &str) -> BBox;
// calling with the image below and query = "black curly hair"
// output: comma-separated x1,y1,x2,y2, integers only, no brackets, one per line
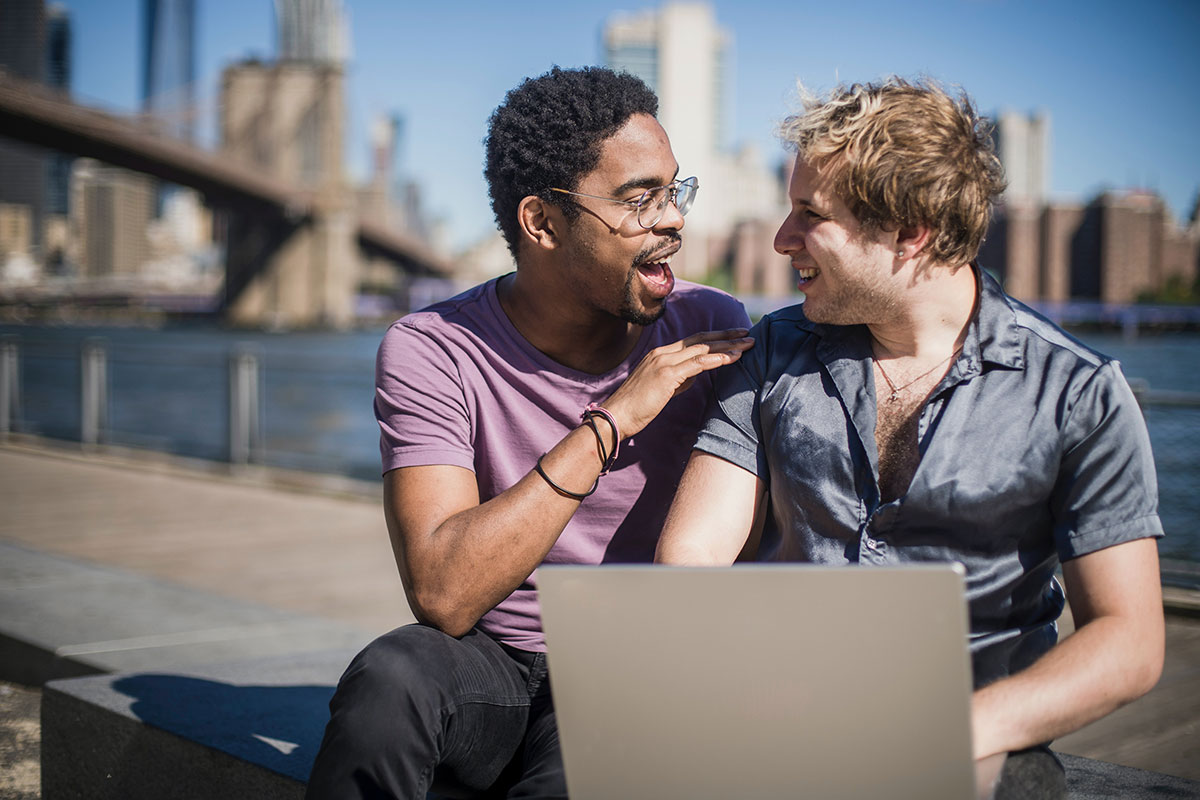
484,66,659,258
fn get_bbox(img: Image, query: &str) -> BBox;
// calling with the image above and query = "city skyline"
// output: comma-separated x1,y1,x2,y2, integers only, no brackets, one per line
49,0,1200,251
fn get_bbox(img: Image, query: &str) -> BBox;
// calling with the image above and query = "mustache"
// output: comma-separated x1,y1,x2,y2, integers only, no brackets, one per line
634,233,682,266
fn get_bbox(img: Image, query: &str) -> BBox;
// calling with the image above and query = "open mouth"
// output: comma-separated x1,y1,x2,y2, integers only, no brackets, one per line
795,265,819,289
636,251,677,299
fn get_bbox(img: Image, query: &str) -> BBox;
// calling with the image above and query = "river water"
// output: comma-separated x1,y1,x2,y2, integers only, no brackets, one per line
3,320,1198,562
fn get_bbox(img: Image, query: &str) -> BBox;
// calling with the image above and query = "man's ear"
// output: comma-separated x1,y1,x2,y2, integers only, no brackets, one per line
517,195,561,251
895,225,933,259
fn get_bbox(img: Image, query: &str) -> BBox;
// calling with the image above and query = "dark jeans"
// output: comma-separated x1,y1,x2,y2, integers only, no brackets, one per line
305,625,566,800
993,745,1067,799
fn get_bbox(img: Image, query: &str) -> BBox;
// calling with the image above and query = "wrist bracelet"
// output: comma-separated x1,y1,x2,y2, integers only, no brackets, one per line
583,414,610,468
581,403,620,473
534,452,598,500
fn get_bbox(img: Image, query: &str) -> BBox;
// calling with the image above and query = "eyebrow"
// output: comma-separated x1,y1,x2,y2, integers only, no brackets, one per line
612,167,681,198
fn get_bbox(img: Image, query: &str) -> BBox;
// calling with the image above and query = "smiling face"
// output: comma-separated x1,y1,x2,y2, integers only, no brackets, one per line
556,113,685,326
774,156,902,326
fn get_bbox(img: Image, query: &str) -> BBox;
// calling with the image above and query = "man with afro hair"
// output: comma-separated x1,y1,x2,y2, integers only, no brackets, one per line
307,66,751,799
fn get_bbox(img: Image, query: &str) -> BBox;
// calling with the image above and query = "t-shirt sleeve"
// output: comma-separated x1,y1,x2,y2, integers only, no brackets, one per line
375,320,476,474
1051,360,1163,560
694,315,771,480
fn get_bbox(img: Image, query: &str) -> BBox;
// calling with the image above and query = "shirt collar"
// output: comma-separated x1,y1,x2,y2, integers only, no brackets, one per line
968,264,1024,371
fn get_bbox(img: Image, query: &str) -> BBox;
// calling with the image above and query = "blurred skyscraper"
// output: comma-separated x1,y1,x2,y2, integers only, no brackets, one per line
275,0,350,65
138,0,215,286
45,4,72,218
993,110,1049,204
141,0,196,141
604,3,788,291
70,160,154,280
0,0,48,268
606,2,728,162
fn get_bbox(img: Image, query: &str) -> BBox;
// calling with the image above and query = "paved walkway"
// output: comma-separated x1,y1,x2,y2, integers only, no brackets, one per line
0,441,413,637
1,441,1197,782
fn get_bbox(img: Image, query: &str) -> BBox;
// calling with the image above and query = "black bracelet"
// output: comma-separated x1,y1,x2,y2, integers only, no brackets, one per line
581,405,620,472
583,415,610,470
581,411,619,474
534,452,598,500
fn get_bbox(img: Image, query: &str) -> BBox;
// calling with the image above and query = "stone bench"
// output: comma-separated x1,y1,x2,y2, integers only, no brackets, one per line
41,657,1200,799
0,542,370,798
0,542,372,686
41,651,353,800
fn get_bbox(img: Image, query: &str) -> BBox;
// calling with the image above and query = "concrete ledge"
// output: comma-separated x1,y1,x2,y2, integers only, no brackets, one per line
0,541,375,798
40,656,1200,800
41,650,357,800
0,542,373,685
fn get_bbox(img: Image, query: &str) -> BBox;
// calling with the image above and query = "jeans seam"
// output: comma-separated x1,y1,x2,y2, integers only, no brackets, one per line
523,653,547,696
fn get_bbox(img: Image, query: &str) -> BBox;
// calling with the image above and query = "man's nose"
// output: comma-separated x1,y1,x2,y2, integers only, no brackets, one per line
653,195,686,232
774,216,801,255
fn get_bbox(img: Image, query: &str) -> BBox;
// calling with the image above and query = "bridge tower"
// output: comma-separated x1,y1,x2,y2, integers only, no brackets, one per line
219,61,357,328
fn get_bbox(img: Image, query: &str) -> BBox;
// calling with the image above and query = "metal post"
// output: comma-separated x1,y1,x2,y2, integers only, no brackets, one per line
1121,308,1139,343
80,338,108,447
229,346,262,465
1,336,18,436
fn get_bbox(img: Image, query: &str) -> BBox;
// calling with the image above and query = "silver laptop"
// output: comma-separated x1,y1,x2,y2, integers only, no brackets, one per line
539,564,978,800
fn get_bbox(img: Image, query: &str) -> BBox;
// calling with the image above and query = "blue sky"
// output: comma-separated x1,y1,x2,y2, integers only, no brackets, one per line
65,0,1200,251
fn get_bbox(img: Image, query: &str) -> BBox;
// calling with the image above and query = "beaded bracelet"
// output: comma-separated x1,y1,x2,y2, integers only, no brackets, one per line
534,452,598,500
581,403,620,474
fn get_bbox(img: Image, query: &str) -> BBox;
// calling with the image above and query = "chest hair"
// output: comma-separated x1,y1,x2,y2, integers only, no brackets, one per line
872,362,944,503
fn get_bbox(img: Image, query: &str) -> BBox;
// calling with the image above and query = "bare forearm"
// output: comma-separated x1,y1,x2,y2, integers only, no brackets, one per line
392,425,609,635
971,614,1162,758
971,539,1164,758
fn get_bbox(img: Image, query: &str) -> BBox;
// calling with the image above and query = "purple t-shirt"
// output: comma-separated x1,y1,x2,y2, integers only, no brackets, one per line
375,276,748,651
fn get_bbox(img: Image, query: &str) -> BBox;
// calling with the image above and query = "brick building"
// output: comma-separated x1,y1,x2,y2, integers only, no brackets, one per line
979,190,1200,304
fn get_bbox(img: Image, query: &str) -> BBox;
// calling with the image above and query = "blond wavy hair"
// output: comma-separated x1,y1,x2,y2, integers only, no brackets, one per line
778,77,1006,265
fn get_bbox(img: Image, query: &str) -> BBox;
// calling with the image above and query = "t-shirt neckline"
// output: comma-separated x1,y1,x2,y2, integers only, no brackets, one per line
484,274,656,384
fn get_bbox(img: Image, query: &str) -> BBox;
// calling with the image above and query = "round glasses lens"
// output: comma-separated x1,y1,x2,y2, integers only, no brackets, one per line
676,178,698,216
637,185,670,228
636,179,698,228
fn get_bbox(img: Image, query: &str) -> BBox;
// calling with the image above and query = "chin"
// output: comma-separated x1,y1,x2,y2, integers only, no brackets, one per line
620,301,666,326
619,282,669,326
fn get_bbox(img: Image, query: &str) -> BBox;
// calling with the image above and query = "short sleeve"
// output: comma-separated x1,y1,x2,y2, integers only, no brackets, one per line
1051,361,1163,559
375,321,476,474
694,315,772,480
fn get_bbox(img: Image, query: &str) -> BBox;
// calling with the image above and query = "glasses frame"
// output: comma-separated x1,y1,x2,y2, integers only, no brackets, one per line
548,176,698,229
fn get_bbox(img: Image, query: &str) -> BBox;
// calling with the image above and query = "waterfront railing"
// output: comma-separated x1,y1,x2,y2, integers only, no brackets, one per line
2,333,1198,565
0,334,378,479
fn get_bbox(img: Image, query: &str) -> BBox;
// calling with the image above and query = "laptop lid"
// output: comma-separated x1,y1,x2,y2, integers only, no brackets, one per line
539,564,976,800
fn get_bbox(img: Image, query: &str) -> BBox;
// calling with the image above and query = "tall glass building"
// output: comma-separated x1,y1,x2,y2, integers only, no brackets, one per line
0,0,48,257
275,0,349,65
142,0,196,141
46,3,73,217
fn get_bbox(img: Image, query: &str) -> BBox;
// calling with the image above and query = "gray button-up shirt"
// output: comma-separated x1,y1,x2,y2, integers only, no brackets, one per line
697,267,1162,686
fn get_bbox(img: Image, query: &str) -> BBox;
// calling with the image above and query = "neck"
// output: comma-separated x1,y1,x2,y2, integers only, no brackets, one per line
868,262,976,360
498,271,643,374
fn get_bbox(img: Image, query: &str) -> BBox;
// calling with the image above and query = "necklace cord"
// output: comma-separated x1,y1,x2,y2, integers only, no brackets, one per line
873,346,962,400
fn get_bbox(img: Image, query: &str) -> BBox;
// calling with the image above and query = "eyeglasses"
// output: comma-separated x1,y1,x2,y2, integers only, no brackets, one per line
548,176,698,229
